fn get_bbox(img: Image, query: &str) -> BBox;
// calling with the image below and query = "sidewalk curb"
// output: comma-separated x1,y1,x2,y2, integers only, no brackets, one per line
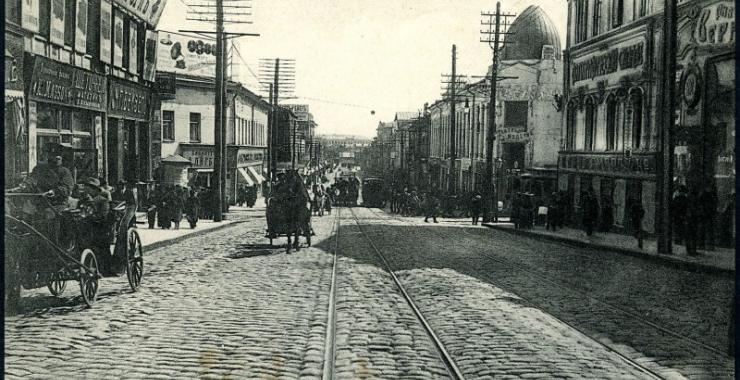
482,224,734,278
141,220,245,252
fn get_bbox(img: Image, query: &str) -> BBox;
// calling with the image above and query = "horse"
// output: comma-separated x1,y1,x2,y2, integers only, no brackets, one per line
282,171,311,253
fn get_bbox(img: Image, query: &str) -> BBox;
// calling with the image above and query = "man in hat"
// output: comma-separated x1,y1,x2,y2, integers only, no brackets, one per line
15,145,74,207
79,177,113,270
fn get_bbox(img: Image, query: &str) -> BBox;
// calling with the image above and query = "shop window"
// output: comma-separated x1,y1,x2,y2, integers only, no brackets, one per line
593,0,602,36
612,0,624,28
606,96,618,150
162,110,175,141
189,112,201,142
37,104,59,131
630,92,643,149
504,101,528,130
71,111,91,134
584,99,597,151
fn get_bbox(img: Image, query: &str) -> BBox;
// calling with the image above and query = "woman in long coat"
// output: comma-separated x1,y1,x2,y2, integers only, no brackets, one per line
171,186,185,229
185,188,200,228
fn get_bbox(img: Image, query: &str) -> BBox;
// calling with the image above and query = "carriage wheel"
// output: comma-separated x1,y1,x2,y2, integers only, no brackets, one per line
126,228,144,292
47,271,67,296
79,249,99,308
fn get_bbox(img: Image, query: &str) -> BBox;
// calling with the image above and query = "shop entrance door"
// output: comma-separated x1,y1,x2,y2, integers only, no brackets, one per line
624,180,642,232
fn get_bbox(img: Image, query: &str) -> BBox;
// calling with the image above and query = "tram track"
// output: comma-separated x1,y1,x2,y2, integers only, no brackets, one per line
359,207,681,379
341,206,466,380
322,208,341,380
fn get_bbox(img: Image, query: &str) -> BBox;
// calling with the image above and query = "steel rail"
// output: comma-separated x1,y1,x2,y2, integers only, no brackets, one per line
321,208,341,380
348,207,466,380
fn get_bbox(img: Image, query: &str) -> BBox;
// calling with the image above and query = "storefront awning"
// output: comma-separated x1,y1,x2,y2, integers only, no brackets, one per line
246,166,265,184
237,167,255,186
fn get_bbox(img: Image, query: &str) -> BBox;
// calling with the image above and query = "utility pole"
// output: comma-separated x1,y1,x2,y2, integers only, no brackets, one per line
481,1,516,223
266,83,273,191
182,0,258,222
656,0,678,254
449,45,457,194
259,58,295,175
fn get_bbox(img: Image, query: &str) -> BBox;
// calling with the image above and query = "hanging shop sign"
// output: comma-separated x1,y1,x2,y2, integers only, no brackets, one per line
49,0,66,46
143,30,158,82
21,0,40,33
74,0,88,54
155,71,176,98
113,10,124,68
283,104,310,121
571,40,645,84
157,32,217,78
108,77,150,120
112,0,168,28
5,33,24,93
129,22,139,74
694,2,735,46
28,56,107,112
100,0,112,64
558,152,657,178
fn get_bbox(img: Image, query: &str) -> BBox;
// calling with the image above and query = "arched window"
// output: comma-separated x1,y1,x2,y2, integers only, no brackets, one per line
584,98,597,151
605,95,618,150
630,90,644,149
566,103,577,149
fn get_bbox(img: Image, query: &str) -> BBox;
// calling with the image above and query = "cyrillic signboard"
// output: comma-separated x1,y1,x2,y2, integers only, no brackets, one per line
108,77,150,120
143,30,158,82
157,32,217,78
100,0,112,64
50,0,66,46
21,0,40,33
74,0,88,54
112,0,167,28
28,56,107,112
113,10,124,68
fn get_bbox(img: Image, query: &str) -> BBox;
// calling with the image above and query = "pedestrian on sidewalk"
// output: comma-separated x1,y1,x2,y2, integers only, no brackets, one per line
470,193,482,225
185,188,200,229
581,186,599,237
600,193,613,232
685,186,702,256
547,192,559,231
423,192,439,223
671,185,689,245
628,196,645,249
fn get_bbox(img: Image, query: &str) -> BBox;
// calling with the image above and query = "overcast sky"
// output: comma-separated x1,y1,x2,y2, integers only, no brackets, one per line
157,0,568,138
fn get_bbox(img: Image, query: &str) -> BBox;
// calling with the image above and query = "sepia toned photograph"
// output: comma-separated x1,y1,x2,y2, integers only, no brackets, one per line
3,0,736,378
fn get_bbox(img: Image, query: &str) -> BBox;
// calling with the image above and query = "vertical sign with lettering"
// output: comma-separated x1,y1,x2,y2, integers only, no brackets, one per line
75,0,88,54
50,0,66,45
143,30,158,82
22,0,40,33
95,115,104,176
28,101,38,169
113,10,124,68
100,0,112,64
129,22,139,74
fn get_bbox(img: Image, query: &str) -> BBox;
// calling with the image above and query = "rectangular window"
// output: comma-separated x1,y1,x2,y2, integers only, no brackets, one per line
592,0,601,36
612,0,624,28
638,0,648,17
504,101,528,130
585,102,597,151
606,99,617,150
575,0,588,43
189,112,201,142
162,110,174,141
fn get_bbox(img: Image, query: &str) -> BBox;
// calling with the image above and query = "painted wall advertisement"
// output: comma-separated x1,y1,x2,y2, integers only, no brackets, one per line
113,0,167,27
157,32,217,78
75,0,88,54
100,0,112,64
143,30,158,82
129,23,139,74
113,10,124,68
22,0,40,33
50,0,66,46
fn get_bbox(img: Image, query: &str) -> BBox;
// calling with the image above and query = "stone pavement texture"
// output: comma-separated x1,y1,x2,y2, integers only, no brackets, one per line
5,207,335,379
352,207,734,379
483,223,735,275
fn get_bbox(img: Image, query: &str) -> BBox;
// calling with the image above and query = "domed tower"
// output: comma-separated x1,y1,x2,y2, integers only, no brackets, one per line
500,5,562,61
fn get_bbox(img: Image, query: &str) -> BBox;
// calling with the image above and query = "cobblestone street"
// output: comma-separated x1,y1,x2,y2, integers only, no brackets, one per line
5,206,735,379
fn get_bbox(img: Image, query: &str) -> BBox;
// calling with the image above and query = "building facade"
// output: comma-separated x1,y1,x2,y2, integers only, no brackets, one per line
428,5,563,209
559,0,734,237
5,0,165,187
158,74,269,203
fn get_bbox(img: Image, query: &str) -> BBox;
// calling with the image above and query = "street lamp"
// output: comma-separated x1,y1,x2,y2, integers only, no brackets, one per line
495,157,503,222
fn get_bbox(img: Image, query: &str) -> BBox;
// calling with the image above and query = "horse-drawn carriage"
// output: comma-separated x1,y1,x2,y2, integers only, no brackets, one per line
361,177,385,208
265,172,313,253
4,193,144,310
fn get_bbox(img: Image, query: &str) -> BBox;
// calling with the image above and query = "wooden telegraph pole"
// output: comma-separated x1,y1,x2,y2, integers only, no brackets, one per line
656,0,678,254
480,2,516,223
449,45,457,194
182,0,258,221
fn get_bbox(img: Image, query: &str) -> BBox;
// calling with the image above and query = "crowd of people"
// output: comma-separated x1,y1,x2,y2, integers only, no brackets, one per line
144,185,205,230
236,185,259,208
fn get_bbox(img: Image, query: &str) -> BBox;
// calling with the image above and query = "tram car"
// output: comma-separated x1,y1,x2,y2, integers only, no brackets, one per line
361,178,385,208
